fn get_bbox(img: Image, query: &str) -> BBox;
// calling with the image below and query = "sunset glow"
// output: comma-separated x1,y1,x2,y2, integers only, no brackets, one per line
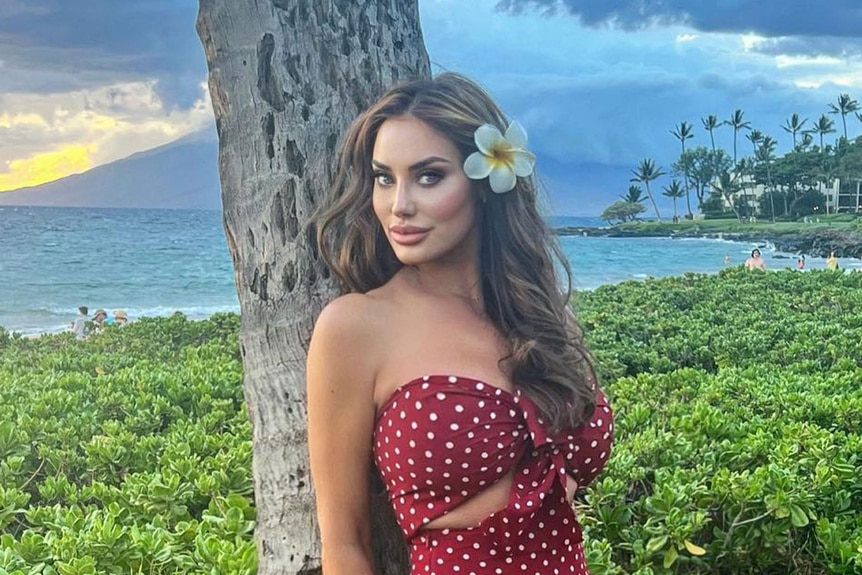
0,144,95,192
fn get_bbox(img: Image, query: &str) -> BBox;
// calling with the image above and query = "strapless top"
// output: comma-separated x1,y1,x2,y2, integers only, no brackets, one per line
372,374,613,543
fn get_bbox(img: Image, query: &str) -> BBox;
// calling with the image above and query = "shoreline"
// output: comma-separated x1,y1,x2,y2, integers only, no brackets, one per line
554,223,862,259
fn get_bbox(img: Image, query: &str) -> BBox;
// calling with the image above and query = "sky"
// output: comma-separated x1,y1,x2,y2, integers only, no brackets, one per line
1,0,861,214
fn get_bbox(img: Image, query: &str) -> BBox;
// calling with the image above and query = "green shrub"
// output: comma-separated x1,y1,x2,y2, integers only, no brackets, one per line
2,271,861,574
0,313,253,575
574,268,862,574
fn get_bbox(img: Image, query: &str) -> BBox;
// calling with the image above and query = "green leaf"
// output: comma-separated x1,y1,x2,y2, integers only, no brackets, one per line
790,504,809,527
646,534,668,554
663,545,679,569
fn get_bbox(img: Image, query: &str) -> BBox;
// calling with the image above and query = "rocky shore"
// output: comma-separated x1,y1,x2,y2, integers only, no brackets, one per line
554,225,862,259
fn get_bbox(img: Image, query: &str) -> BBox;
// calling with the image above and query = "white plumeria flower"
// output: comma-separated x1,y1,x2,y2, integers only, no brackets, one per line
463,121,536,193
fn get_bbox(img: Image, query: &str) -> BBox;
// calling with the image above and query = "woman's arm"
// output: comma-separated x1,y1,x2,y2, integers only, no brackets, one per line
562,304,612,493
307,295,379,575
562,389,614,490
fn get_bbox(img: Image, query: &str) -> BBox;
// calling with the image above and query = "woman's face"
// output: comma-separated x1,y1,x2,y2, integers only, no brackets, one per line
371,115,479,268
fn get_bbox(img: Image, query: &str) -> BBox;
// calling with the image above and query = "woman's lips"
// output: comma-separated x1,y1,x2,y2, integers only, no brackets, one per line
390,225,430,245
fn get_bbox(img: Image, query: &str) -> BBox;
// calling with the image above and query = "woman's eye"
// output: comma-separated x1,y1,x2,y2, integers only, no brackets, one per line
373,172,393,186
418,171,442,185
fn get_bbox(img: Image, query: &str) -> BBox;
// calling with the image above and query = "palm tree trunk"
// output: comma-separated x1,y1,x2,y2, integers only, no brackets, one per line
724,194,742,221
684,187,692,218
645,183,662,220
732,129,738,164
767,164,775,222
196,2,430,573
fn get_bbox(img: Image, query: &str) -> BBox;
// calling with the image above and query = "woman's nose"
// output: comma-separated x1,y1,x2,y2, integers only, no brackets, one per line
391,181,415,217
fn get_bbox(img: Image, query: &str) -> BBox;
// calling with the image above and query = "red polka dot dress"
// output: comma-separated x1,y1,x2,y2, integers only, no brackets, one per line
373,375,614,575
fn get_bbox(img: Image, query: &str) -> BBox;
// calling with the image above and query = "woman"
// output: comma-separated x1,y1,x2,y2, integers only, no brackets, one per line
826,251,839,271
307,73,613,575
744,248,766,270
112,309,129,326
91,309,111,330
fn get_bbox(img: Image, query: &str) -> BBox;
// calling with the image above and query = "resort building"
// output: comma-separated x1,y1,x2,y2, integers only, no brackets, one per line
722,177,861,215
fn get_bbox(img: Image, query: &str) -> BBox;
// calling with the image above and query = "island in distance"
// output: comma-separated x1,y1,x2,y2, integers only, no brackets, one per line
0,130,221,211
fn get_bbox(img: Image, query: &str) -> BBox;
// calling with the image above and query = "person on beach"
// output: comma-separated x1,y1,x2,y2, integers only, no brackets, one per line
91,309,112,330
307,73,612,575
745,248,766,271
112,309,129,326
70,306,88,339
826,251,839,271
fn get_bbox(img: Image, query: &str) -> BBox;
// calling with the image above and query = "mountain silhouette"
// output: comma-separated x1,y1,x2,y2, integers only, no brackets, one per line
0,130,221,210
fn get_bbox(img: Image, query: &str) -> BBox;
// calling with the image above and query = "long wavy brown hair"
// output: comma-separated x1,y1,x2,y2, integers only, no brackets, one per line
313,72,597,432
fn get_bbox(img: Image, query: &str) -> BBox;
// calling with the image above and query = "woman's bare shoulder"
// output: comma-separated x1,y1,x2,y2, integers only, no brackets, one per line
313,292,385,342
310,291,399,373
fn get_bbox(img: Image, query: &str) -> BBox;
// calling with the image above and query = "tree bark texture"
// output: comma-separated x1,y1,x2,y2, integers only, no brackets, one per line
196,2,430,573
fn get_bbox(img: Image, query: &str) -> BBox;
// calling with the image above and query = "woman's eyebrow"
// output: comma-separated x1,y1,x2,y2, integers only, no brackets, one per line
371,156,452,171
409,156,451,170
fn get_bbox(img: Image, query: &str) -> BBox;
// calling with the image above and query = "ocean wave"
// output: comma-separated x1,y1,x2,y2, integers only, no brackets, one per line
0,304,240,336
14,304,239,318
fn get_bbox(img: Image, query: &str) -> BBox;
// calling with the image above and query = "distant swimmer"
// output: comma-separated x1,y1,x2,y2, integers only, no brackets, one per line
826,251,839,271
724,253,731,265
744,248,766,271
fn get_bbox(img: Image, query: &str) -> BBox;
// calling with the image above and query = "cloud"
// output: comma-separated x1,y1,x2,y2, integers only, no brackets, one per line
0,144,94,191
420,0,862,214
751,36,862,59
0,81,213,191
0,1,214,192
495,0,862,39
0,0,205,107
0,0,50,17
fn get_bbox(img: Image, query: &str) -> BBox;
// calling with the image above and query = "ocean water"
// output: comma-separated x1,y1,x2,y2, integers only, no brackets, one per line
0,208,822,335
0,207,238,335
549,216,836,289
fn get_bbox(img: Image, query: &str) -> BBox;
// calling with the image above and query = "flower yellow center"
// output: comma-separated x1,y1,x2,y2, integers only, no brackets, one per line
490,146,513,165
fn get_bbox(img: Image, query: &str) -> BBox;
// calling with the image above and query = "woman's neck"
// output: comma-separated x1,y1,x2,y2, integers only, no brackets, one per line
404,263,483,307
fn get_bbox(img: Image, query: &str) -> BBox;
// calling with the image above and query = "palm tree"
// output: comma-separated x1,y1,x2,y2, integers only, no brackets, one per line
756,136,777,221
781,113,808,149
746,129,764,155
810,114,836,151
809,114,836,214
741,129,763,215
662,180,685,221
702,114,719,152
670,121,695,218
630,158,665,220
828,93,859,141
724,109,751,165
621,185,645,204
711,170,743,221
